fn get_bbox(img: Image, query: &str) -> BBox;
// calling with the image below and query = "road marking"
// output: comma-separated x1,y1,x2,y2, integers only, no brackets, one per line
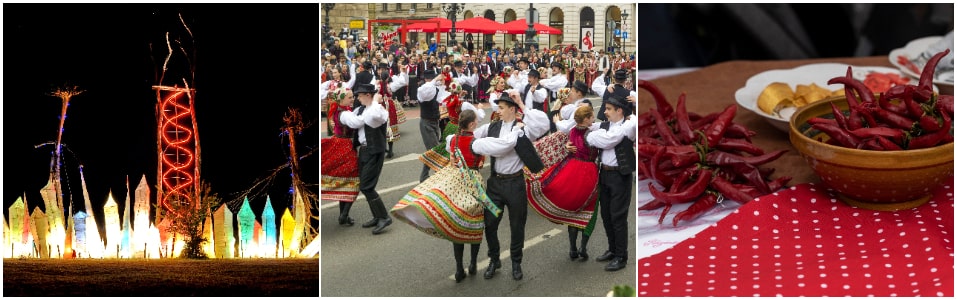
447,227,564,281
384,153,421,165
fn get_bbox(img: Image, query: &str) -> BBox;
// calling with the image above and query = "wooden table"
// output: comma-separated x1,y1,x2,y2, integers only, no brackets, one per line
637,56,896,185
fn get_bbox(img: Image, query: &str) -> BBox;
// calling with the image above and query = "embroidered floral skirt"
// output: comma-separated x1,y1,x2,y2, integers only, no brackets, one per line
391,164,486,244
320,137,359,202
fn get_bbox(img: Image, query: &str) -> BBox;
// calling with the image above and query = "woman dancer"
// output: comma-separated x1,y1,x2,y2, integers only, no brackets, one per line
486,75,508,122
419,82,485,171
321,62,356,136
528,100,601,261
392,110,517,282
320,88,360,226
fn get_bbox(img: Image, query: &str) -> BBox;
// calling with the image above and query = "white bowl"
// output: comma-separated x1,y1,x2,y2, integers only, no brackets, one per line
734,63,928,132
888,36,954,95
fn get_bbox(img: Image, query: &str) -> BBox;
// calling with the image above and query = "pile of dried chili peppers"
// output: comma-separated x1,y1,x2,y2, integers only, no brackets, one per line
637,80,791,227
814,49,954,150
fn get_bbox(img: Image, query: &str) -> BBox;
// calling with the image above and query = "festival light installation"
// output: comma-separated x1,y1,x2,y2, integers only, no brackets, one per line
121,185,132,258
103,192,121,258
73,211,87,258
238,197,255,258
214,204,234,258
134,176,151,257
155,86,199,219
40,176,65,257
9,197,25,257
262,196,276,258
203,214,215,258
80,168,104,258
30,207,49,258
280,208,296,257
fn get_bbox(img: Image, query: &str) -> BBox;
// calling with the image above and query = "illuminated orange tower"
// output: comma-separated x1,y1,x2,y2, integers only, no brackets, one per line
152,84,201,218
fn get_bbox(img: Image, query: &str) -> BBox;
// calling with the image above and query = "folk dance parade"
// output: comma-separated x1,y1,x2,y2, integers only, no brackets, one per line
321,42,637,281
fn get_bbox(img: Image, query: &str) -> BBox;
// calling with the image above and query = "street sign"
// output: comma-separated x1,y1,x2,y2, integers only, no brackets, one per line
350,20,365,29
614,29,621,37
623,32,629,39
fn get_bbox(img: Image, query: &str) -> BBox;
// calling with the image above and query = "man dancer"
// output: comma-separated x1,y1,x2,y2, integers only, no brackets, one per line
473,90,549,280
338,83,393,235
509,68,548,113
586,96,636,271
415,69,446,182
592,69,636,121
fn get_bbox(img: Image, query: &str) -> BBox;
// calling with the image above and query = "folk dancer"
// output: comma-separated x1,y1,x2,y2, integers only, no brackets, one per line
585,96,637,271
486,75,510,122
321,88,361,226
391,110,519,282
416,69,445,182
592,69,637,121
338,83,394,235
321,62,356,136
509,68,548,115
419,82,486,172
371,63,409,158
474,90,550,280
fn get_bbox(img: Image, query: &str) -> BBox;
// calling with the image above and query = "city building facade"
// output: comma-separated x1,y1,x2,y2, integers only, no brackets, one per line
322,3,635,54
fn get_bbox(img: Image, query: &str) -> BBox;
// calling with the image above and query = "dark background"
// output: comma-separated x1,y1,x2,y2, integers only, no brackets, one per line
638,3,954,69
3,4,319,230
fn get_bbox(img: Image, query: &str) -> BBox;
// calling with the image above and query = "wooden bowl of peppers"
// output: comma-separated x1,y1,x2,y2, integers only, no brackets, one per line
789,50,954,211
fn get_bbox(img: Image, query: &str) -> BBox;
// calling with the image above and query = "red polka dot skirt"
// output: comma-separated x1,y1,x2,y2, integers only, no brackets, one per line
638,179,954,297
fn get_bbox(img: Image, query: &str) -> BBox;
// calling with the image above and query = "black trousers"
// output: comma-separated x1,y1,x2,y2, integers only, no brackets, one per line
358,146,385,201
484,175,527,264
419,118,441,182
599,170,632,259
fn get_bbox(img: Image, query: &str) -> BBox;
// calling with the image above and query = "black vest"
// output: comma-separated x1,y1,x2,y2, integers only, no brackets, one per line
597,84,630,121
487,120,504,177
352,106,388,154
420,87,440,120
599,121,635,176
487,120,544,175
522,83,550,112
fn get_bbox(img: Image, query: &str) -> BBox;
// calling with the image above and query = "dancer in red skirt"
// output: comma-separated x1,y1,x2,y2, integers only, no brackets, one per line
321,87,360,226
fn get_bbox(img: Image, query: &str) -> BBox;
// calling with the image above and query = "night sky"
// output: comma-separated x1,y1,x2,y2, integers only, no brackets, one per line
3,4,319,226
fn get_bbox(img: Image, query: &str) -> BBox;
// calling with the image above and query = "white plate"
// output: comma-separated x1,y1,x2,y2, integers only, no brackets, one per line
734,63,922,132
888,36,955,87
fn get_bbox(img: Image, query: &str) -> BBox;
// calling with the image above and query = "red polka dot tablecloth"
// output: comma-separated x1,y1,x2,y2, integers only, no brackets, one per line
638,180,955,297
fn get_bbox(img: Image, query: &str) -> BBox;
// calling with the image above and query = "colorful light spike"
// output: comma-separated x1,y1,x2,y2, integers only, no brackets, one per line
133,175,151,257
203,214,215,258
262,196,277,258
2,204,8,258
214,204,235,258
237,197,255,258
9,198,25,257
290,191,306,256
30,207,49,258
121,185,132,258
73,211,87,258
39,176,65,258
80,168,104,258
280,208,295,258
147,224,161,259
103,192,121,258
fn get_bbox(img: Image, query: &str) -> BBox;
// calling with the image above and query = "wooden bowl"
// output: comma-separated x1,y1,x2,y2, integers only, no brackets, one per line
789,97,954,211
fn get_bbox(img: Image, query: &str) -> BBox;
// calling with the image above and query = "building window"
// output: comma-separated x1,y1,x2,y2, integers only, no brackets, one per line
396,4,402,11
427,4,433,9
382,4,388,12
580,7,595,28
412,4,417,10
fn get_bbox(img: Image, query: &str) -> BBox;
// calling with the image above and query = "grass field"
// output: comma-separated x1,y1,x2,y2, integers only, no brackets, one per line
2,258,318,296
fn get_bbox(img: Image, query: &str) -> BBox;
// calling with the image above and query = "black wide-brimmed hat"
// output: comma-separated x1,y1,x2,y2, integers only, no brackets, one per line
572,80,589,95
605,95,630,110
493,92,520,107
423,69,437,79
550,61,564,70
453,60,464,67
362,61,374,70
527,68,541,78
354,83,376,94
518,57,530,65
378,62,390,70
614,69,629,81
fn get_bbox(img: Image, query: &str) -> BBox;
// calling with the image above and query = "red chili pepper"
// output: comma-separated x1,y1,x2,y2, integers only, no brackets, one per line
847,108,863,130
691,112,719,130
650,147,669,187
637,112,654,128
650,108,680,146
878,93,910,116
811,123,860,148
828,76,875,103
938,94,954,116
868,106,915,130
638,80,674,118
638,199,666,211
919,115,942,132
648,169,712,204
638,136,666,145
724,123,756,142
705,105,737,148
669,168,693,193
733,176,792,198
876,136,903,150
862,138,884,150
843,67,860,108
672,192,718,227
849,127,905,140
711,176,757,204
716,138,765,156
919,49,950,93
908,112,952,149
705,149,787,167
675,93,696,144
670,151,701,169
658,204,672,225
808,117,839,127
831,102,848,130
721,162,772,194
637,144,695,158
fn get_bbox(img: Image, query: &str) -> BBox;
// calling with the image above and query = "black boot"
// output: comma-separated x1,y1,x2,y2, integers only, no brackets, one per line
578,233,590,262
467,243,480,276
338,202,355,226
568,227,580,260
511,260,523,280
386,142,394,158
484,258,501,279
370,198,392,235
453,243,466,283
362,197,380,228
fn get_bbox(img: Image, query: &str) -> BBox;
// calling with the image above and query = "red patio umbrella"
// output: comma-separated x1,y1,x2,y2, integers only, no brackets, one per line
503,18,562,35
454,17,507,34
403,17,452,33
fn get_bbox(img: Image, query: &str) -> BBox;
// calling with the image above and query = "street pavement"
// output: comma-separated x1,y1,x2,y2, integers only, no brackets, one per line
320,99,636,297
